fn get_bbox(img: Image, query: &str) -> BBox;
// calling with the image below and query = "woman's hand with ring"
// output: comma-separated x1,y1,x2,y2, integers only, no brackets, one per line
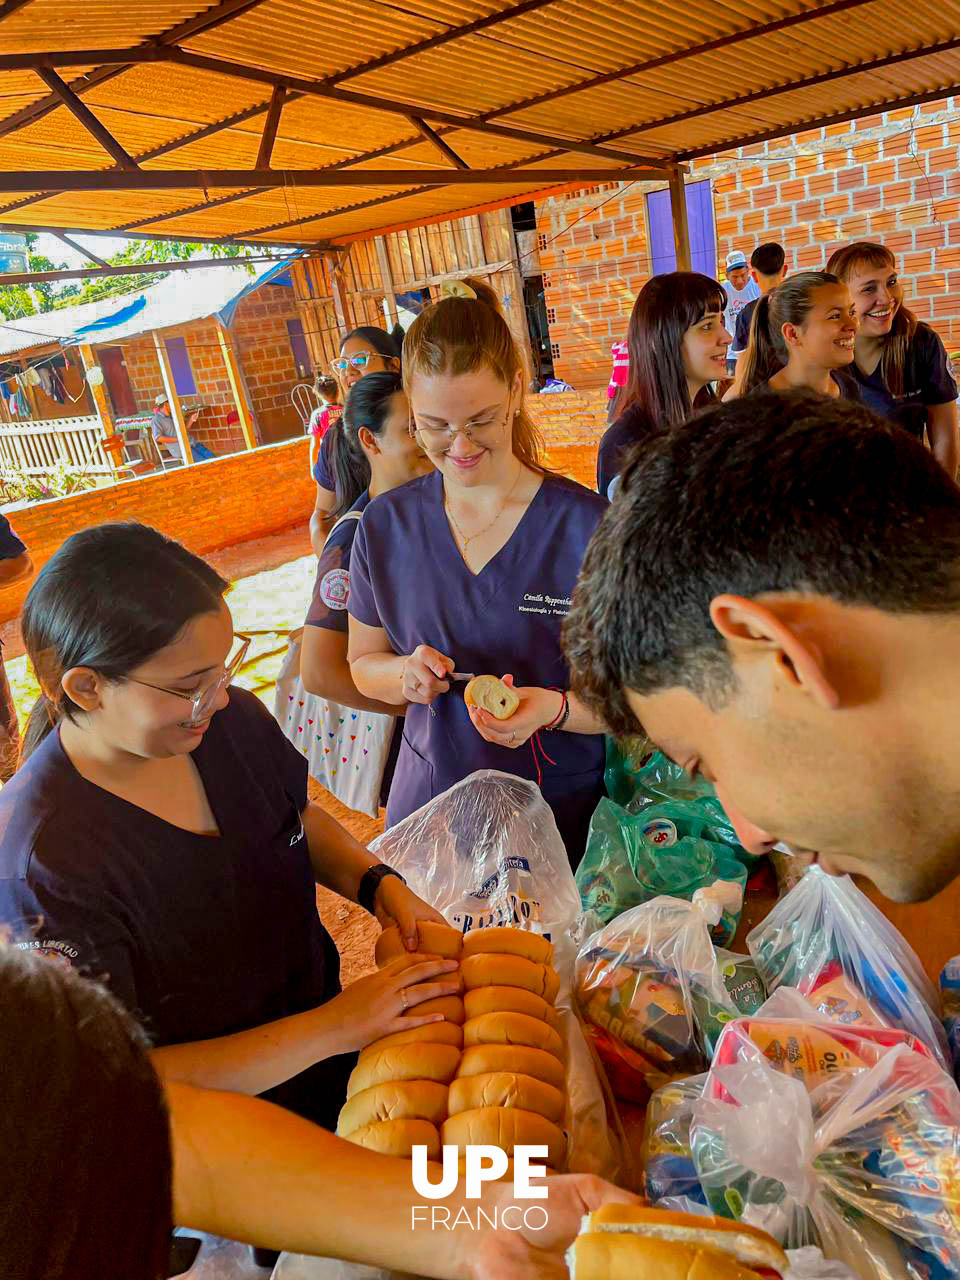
467,677,562,750
402,645,453,705
325,956,461,1053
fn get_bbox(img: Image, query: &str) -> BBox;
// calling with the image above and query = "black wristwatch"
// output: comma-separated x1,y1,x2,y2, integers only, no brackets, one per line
358,863,406,915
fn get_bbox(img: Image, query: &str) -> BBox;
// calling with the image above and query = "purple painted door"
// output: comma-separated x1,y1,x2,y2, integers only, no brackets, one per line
646,179,717,279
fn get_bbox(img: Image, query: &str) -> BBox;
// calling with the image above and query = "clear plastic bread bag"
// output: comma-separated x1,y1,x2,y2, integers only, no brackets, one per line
575,894,753,1106
746,865,948,1065
689,989,960,1280
368,769,620,1181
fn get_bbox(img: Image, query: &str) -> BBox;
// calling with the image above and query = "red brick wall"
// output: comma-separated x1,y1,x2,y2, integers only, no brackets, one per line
0,437,315,623
536,185,648,389
528,389,608,489
700,100,960,345
120,319,245,456
232,284,305,441
537,97,960,387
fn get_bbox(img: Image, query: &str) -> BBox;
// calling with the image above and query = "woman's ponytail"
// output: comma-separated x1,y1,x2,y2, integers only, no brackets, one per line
740,294,782,393
18,695,58,767
328,417,371,524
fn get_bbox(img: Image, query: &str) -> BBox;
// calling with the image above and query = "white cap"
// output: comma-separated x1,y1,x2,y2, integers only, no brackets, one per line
725,250,748,269
154,392,168,407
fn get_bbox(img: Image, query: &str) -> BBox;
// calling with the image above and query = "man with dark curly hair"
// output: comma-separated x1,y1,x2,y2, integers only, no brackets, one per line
564,390,960,904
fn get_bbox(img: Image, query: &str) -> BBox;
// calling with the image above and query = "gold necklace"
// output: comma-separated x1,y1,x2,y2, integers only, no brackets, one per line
445,464,525,550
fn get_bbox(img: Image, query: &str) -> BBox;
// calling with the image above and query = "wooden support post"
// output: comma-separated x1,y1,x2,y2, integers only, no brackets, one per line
324,251,352,338
375,237,399,330
77,343,115,440
668,166,692,273
152,332,194,465
504,217,535,382
217,323,258,451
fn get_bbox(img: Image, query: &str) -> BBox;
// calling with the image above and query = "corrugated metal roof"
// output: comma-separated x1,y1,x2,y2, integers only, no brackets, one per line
0,0,956,246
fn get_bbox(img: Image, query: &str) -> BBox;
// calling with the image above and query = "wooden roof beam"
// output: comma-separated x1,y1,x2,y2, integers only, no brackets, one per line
0,0,36,18
0,252,291,286
0,218,322,250
255,85,286,169
53,232,110,267
34,67,139,169
0,167,660,193
410,117,469,170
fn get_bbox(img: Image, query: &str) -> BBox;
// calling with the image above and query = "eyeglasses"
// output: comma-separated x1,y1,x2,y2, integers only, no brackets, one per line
331,352,378,373
127,635,251,725
411,409,511,451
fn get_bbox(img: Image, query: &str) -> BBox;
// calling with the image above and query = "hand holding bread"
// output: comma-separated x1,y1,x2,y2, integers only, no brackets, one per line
466,675,566,750
328,954,460,1054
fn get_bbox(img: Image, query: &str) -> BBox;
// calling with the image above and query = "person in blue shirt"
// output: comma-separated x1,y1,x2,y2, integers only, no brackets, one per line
736,272,862,400
301,371,432,711
596,272,730,500
827,241,958,478
0,522,455,1134
347,278,609,864
309,326,403,555
0,511,32,781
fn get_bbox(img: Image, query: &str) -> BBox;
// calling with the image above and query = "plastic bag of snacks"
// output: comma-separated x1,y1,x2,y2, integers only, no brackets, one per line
747,866,948,1065
642,1074,708,1207
689,991,960,1279
576,797,748,941
368,770,618,1180
604,736,716,813
575,896,764,1104
939,956,960,1089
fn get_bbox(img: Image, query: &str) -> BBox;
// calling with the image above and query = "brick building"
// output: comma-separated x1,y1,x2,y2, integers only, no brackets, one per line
537,96,960,390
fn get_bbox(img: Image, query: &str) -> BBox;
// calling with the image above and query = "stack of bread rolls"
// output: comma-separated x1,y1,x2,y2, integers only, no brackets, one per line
337,921,464,1160
444,926,567,1175
337,922,568,1173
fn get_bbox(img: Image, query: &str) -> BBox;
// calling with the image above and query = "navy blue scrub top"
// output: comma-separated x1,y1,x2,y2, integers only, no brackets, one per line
313,429,335,490
0,513,26,561
848,322,957,440
348,470,608,862
0,687,347,1126
306,492,370,633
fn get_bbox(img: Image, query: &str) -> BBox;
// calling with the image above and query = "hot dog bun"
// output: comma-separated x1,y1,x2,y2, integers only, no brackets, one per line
337,1080,449,1136
448,1071,565,1124
409,994,464,1024
463,675,520,720
464,1011,564,1060
417,921,463,958
462,953,559,1002
375,925,405,967
359,1019,463,1061
441,1106,566,1169
567,1235,770,1280
347,1042,460,1097
458,1043,564,1091
345,1118,440,1161
464,985,560,1030
462,927,553,965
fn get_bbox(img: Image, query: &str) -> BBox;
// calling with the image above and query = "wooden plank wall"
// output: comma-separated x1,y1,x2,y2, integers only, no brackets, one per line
292,208,533,381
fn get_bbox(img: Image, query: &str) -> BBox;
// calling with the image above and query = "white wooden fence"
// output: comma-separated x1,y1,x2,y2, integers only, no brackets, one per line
0,416,111,476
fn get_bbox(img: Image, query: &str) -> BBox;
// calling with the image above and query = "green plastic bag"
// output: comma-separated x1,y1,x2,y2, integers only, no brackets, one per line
605,737,760,870
576,797,748,945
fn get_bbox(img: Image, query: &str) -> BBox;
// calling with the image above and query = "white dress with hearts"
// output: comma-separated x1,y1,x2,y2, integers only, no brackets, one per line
273,631,396,818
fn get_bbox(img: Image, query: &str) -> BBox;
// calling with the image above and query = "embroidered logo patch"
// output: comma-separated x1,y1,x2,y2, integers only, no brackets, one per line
319,568,350,610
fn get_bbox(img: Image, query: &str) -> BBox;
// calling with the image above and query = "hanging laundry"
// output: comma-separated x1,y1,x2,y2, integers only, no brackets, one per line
36,366,54,398
23,367,41,388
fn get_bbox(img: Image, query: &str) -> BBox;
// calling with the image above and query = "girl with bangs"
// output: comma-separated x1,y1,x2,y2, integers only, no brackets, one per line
346,277,608,864
596,272,731,499
827,241,957,477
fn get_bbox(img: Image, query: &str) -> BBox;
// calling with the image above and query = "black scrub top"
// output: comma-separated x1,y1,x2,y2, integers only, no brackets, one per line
848,322,957,440
0,687,350,1127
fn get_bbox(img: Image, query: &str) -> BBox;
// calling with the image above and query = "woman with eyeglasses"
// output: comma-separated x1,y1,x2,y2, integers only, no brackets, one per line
0,523,455,1134
347,278,608,864
310,326,403,554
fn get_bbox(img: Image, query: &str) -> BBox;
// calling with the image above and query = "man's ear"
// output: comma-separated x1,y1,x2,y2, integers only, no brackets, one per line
60,667,105,714
710,594,840,710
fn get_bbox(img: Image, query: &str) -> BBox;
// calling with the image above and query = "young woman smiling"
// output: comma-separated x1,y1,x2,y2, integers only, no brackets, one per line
309,325,403,554
346,278,608,864
738,272,861,399
827,241,958,476
595,272,730,499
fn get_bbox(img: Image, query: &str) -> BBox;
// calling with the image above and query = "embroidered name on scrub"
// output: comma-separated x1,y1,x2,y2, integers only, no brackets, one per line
519,593,572,617
319,568,351,610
